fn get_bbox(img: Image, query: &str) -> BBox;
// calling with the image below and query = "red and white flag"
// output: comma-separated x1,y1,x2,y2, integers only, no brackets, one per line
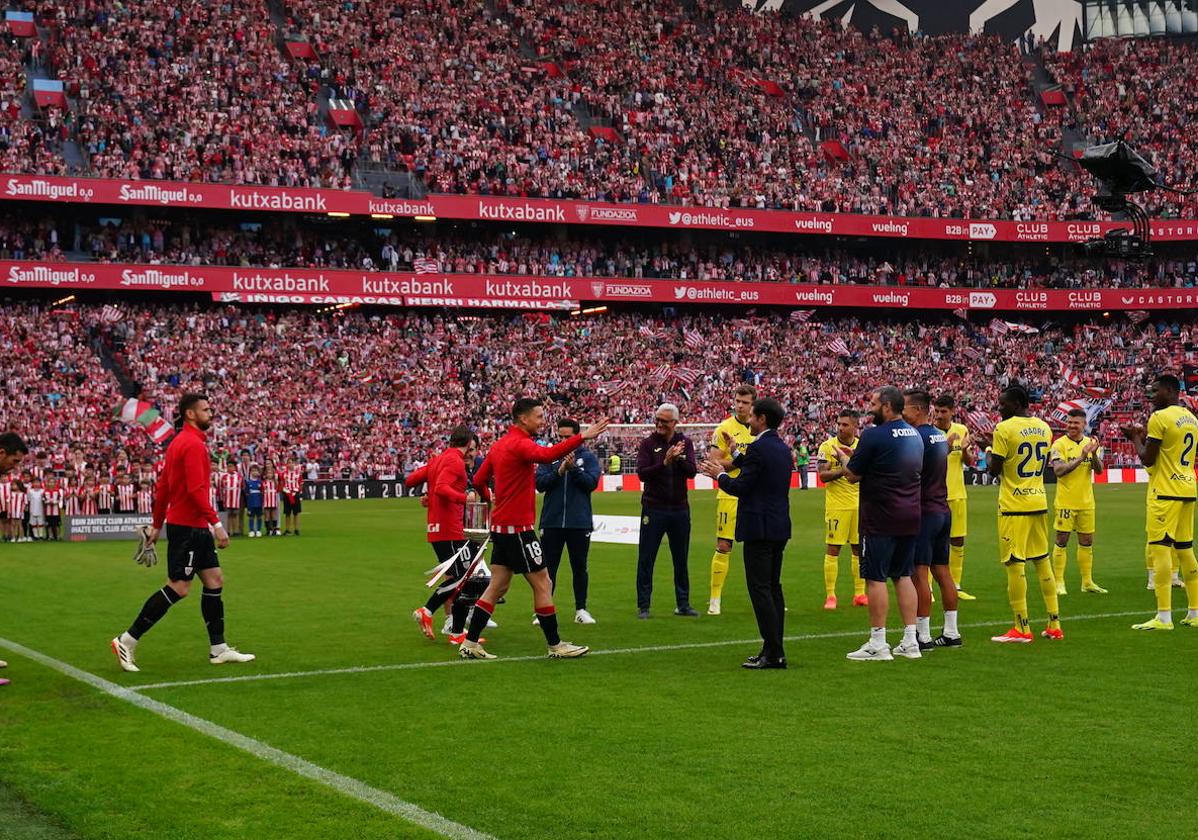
988,318,1010,335
100,304,124,324
828,337,850,356
683,329,704,350
673,367,703,386
964,408,996,434
952,308,968,320
639,324,659,340
1127,310,1150,324
413,257,439,274
649,364,673,384
789,310,814,323
598,380,631,396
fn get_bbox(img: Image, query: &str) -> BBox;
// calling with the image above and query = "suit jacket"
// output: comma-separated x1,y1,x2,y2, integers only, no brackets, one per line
716,429,792,542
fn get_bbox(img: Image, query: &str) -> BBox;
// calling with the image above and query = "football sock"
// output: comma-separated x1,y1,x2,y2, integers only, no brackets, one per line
869,626,886,647
129,585,182,640
949,544,965,588
201,587,225,645
450,598,472,634
1174,546,1198,610
1033,558,1060,630
943,609,959,638
1150,543,1174,612
902,625,917,645
850,554,865,596
1077,544,1095,586
823,554,838,598
466,599,493,643
710,551,730,601
916,616,931,642
535,606,561,646
1052,544,1068,588
1005,563,1030,633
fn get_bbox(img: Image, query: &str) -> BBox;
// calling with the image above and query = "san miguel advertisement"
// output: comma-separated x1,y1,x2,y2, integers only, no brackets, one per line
5,173,1198,243
5,260,1198,312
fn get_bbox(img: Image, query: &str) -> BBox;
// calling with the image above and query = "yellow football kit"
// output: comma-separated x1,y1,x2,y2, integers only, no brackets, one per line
816,436,863,600
991,415,1059,637
708,416,755,608
1141,404,1198,622
1050,434,1099,534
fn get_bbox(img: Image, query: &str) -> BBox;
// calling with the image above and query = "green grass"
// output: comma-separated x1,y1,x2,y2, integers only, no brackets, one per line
2,485,1196,839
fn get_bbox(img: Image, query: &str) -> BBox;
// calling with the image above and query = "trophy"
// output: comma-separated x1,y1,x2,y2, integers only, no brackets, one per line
463,500,491,542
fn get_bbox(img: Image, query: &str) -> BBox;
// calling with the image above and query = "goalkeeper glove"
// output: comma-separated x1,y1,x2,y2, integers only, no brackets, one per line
133,525,159,567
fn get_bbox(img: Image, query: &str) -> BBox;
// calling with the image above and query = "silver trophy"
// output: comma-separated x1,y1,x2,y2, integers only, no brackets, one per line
463,501,491,542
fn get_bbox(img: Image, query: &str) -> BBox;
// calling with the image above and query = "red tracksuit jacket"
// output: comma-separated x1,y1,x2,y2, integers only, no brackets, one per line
405,446,470,542
152,423,219,529
473,426,581,530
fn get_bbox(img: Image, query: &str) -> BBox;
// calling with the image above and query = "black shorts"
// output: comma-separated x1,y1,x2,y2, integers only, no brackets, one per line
860,534,917,582
490,530,546,574
282,494,302,515
915,511,951,567
166,523,220,582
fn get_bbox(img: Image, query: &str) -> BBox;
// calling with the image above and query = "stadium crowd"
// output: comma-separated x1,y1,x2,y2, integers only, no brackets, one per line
6,210,1197,289
44,0,356,186
1042,36,1198,219
2,1,1197,220
3,302,1193,500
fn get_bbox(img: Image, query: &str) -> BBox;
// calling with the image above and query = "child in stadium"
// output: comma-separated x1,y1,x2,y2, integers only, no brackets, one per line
262,465,280,536
245,466,264,538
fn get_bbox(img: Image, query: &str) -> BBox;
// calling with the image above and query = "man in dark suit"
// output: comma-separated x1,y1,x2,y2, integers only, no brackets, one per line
700,398,792,669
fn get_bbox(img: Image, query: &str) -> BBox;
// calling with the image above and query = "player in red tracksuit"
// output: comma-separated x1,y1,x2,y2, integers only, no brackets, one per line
458,397,609,660
406,426,490,644
110,393,255,673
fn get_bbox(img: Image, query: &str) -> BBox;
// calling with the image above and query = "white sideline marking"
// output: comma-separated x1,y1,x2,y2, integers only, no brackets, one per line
0,637,496,840
126,609,1152,692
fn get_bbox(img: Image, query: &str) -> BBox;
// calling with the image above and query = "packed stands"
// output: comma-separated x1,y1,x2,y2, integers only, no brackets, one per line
3,0,1195,220
4,300,1192,477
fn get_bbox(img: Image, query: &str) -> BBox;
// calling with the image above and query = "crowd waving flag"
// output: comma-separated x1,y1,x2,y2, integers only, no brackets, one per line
990,318,1039,336
789,310,814,323
964,407,995,435
100,304,124,324
114,398,175,444
828,337,850,356
1127,310,1150,324
412,257,439,274
684,328,704,350
1048,398,1112,433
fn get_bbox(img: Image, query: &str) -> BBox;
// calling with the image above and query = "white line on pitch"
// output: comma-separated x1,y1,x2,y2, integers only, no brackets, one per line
126,609,1153,692
0,637,496,840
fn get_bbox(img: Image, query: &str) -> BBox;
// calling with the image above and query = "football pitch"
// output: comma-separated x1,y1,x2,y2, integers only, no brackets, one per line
2,485,1196,840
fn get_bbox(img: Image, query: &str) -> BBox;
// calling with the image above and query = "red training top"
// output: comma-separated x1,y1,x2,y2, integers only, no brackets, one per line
405,446,470,542
152,424,219,529
473,425,581,530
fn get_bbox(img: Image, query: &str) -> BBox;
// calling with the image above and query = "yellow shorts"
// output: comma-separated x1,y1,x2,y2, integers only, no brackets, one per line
1054,507,1095,534
1146,497,1195,545
716,497,738,542
948,498,967,539
824,507,859,547
997,512,1049,563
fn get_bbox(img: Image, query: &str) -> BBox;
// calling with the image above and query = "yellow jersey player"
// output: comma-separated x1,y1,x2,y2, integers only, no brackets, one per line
1122,374,1198,631
1049,409,1106,595
933,395,976,600
816,410,866,609
706,385,757,616
986,384,1062,643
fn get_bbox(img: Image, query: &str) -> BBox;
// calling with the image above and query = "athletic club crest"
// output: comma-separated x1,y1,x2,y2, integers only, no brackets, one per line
590,281,606,297
575,204,591,222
